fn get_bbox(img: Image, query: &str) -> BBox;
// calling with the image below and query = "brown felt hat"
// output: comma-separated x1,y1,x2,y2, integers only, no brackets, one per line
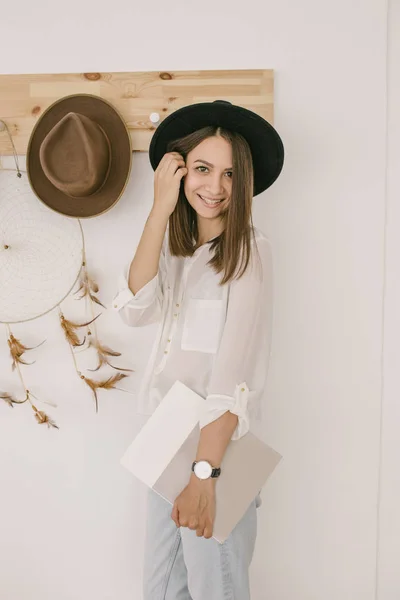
27,94,132,218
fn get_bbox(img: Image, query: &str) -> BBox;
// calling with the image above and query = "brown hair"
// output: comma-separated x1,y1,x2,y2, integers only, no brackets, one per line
167,126,257,285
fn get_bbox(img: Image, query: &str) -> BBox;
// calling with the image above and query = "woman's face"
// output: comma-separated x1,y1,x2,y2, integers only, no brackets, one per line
183,136,232,220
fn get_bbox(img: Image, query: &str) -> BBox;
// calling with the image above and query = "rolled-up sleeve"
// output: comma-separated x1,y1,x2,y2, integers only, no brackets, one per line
199,237,273,440
110,235,167,327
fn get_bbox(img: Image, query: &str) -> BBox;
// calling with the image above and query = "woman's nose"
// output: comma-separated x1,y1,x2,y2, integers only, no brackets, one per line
206,175,224,196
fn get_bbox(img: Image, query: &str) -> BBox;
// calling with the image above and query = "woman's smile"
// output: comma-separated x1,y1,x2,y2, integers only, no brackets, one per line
197,193,225,208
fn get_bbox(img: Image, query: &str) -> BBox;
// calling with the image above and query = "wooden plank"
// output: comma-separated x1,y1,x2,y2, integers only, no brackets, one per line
0,69,274,155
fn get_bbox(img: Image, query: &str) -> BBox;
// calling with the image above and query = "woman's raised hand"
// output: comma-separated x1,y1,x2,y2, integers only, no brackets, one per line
153,152,188,217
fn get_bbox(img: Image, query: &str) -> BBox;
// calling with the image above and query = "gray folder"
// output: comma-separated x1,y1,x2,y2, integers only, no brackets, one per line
121,380,282,543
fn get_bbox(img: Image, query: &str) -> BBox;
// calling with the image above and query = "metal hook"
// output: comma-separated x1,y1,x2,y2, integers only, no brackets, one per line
0,120,21,177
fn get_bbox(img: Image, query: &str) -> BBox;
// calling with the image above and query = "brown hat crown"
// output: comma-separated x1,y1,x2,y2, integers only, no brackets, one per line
39,112,111,198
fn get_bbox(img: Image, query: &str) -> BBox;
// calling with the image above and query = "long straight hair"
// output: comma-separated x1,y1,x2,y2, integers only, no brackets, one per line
167,126,257,285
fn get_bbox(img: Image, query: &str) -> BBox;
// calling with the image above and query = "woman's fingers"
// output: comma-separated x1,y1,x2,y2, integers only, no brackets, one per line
153,152,186,216
196,527,205,537
168,158,186,175
176,517,213,538
158,152,185,172
188,517,198,530
175,513,198,530
174,167,188,180
203,519,213,539
157,155,186,178
171,503,180,528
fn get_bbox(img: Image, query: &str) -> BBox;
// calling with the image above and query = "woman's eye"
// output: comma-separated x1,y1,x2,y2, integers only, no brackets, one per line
195,166,232,177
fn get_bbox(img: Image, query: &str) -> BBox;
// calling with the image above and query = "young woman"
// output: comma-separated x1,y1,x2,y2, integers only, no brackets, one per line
113,100,284,599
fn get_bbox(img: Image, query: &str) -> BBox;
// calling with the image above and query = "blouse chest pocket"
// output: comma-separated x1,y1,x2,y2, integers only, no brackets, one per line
181,298,224,354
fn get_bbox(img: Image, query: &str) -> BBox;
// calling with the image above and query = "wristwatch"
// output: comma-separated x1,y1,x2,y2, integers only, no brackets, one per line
191,460,221,480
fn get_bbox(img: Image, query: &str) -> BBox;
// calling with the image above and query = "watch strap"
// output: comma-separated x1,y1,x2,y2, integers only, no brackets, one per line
211,466,221,478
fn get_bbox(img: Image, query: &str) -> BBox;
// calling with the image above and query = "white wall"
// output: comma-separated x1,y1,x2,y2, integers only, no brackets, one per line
377,2,400,598
0,1,394,599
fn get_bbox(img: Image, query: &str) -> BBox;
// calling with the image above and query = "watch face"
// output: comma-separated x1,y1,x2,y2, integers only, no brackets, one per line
194,460,213,480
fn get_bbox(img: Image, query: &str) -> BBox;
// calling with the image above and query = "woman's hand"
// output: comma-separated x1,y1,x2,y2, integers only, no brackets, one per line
153,152,187,218
171,475,216,539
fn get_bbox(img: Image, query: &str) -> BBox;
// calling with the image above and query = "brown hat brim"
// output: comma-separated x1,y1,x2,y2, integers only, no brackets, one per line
27,94,132,218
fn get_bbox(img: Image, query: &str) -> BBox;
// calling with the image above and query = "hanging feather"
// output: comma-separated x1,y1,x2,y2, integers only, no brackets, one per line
86,339,134,372
81,372,128,412
75,269,99,295
75,270,106,308
8,334,45,370
8,334,45,356
10,355,34,371
90,294,106,309
59,312,101,347
0,390,29,407
32,404,59,429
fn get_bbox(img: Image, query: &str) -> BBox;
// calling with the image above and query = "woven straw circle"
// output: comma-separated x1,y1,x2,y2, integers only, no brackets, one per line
0,171,84,323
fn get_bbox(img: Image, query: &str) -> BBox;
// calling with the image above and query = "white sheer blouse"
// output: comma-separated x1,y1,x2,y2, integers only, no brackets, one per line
111,227,273,441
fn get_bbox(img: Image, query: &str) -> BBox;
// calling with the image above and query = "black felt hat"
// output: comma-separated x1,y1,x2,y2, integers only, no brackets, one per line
149,100,284,196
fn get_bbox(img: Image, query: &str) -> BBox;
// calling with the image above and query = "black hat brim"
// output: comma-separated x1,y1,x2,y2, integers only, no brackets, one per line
149,101,284,196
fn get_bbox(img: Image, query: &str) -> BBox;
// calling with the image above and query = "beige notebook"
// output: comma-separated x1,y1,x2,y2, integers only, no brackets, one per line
120,380,281,543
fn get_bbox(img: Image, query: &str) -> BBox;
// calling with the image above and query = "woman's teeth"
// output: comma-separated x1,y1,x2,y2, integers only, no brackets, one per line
199,195,222,207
